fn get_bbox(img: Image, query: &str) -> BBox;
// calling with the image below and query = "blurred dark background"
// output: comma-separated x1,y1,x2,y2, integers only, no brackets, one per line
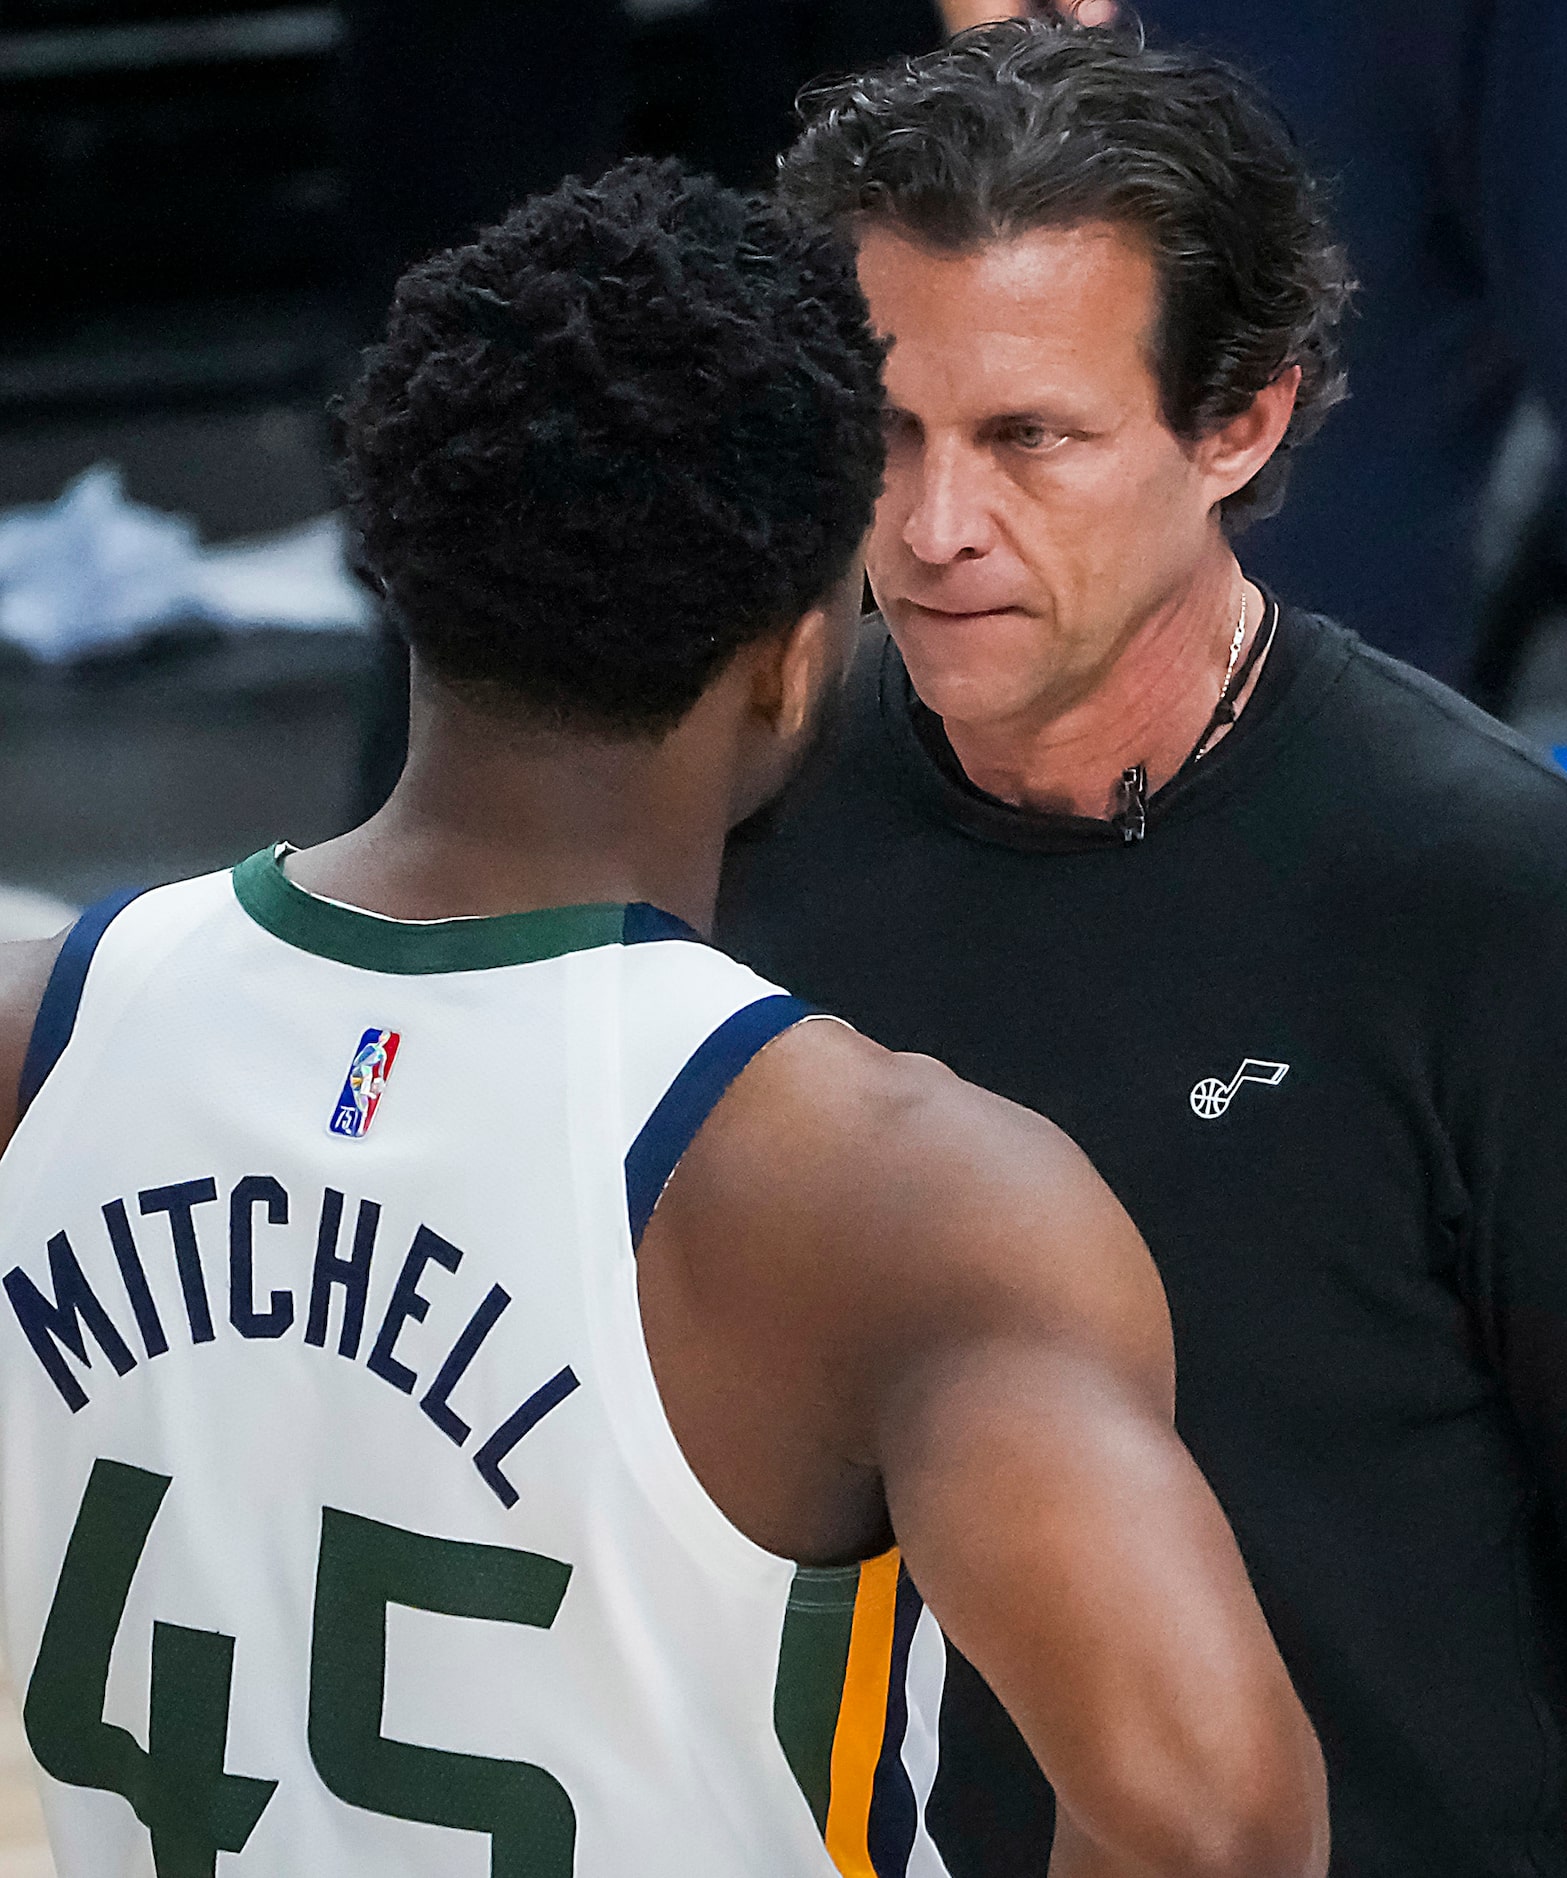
2,0,1565,934
0,0,946,923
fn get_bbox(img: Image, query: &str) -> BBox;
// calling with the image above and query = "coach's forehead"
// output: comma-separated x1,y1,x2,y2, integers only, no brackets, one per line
856,220,1164,423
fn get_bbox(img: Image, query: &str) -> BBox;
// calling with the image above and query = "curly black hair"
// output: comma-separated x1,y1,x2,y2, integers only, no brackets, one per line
781,19,1354,528
338,158,887,735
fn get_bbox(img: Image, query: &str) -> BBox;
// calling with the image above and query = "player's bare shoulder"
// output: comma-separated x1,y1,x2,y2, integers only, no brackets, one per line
0,933,67,1156
654,1013,1172,1404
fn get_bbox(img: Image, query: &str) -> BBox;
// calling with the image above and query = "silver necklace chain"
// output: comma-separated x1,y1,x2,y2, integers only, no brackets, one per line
1116,589,1255,842
1192,590,1250,766
1219,591,1248,704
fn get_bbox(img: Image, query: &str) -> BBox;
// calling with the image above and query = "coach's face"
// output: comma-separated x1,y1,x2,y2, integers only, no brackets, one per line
860,221,1242,735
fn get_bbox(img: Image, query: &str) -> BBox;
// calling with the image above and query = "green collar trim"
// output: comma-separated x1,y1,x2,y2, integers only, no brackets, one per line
231,847,632,974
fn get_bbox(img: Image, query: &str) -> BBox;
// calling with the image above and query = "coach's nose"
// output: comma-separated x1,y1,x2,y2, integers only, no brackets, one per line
900,436,998,567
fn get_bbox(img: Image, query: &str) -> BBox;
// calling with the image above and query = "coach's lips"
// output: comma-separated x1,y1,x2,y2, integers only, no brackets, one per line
897,600,1027,625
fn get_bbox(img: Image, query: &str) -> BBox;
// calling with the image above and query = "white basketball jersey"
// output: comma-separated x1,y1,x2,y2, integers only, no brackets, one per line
0,849,949,1878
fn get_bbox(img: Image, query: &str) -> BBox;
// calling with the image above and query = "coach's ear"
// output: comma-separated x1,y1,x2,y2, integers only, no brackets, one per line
1196,365,1301,510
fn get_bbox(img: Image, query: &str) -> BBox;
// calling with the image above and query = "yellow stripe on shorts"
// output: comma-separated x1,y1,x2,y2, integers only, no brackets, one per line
824,1548,902,1876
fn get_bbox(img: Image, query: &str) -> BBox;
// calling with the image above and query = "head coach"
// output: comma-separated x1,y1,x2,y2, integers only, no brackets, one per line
718,20,1567,1877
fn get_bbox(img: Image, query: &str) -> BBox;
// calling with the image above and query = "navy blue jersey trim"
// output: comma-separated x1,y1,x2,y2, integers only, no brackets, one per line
17,888,147,1118
622,903,703,946
867,1565,923,1876
624,993,813,1250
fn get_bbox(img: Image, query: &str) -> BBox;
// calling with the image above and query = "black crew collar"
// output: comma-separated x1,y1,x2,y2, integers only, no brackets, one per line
882,595,1350,855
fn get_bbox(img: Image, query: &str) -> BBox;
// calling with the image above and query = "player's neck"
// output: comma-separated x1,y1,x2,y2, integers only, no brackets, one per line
940,549,1263,820
287,680,737,934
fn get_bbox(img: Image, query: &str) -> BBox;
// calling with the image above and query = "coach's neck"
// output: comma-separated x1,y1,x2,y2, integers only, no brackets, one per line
935,544,1268,821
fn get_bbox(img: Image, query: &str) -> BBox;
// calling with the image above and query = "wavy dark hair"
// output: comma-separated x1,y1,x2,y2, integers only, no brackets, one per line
338,158,887,735
781,19,1353,527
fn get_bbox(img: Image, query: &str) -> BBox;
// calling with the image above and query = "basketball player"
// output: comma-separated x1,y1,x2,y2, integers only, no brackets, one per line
0,162,1324,1878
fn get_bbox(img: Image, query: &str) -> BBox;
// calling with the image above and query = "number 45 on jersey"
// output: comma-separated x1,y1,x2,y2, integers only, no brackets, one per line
24,1458,577,1876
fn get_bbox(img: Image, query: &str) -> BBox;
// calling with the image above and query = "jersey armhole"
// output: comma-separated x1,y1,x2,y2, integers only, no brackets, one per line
623,992,817,1250
16,888,146,1117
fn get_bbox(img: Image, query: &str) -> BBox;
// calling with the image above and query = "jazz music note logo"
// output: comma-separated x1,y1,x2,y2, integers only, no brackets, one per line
1189,1058,1289,1120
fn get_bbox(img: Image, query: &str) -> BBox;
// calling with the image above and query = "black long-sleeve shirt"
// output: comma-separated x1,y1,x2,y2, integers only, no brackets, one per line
717,605,1567,1876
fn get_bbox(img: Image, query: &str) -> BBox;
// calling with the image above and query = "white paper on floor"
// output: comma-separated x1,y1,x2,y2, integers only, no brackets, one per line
0,465,373,663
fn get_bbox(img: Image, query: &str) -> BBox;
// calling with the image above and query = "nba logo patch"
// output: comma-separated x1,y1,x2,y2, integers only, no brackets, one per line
330,1028,401,1139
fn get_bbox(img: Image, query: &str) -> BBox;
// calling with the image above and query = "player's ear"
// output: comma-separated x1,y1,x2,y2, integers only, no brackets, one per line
772,608,834,740
767,558,865,739
1196,365,1301,508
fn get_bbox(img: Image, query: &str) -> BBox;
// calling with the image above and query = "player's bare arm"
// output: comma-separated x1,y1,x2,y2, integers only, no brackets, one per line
641,1021,1328,1878
0,936,65,1160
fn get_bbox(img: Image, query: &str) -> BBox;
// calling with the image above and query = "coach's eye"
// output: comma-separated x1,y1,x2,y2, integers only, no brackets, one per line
1008,421,1067,452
